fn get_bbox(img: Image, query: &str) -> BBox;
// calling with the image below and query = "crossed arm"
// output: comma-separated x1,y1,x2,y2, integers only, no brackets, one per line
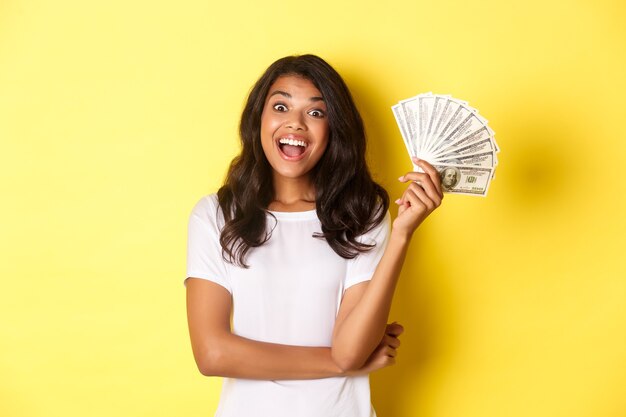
185,278,402,380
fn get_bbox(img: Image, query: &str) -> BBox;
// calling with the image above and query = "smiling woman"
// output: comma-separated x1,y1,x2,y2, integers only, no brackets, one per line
184,54,444,417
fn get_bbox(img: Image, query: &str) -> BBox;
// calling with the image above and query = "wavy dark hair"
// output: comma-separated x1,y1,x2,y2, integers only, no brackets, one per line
217,54,389,267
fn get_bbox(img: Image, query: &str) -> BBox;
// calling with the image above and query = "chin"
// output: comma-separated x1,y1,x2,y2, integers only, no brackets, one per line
273,168,312,180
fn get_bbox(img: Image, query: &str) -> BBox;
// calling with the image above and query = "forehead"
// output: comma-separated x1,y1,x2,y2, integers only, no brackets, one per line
266,75,323,99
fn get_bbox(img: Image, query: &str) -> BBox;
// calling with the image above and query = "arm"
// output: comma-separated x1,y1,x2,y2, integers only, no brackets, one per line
186,277,345,380
331,159,443,371
186,278,403,379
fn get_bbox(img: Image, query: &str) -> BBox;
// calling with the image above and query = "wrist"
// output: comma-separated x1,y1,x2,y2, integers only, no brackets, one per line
390,227,413,244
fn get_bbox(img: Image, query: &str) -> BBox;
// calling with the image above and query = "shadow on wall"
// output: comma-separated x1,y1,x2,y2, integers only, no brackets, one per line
481,100,590,248
497,122,585,216
342,65,588,416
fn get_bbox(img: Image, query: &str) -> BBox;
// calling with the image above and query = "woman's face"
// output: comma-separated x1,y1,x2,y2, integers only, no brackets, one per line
260,75,329,183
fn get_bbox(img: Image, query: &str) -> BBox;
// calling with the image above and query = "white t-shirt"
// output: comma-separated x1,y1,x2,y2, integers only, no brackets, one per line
185,194,391,417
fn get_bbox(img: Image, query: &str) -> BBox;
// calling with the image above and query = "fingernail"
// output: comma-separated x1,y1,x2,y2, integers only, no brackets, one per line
394,198,402,205
412,157,421,162
398,176,404,181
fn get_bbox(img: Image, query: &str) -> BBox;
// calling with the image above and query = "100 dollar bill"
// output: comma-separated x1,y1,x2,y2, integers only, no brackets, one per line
428,164,494,197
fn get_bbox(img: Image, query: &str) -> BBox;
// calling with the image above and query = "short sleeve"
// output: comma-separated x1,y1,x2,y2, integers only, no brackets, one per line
184,194,232,294
344,210,391,290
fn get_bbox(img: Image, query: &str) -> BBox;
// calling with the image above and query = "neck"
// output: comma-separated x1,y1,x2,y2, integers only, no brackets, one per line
269,174,316,211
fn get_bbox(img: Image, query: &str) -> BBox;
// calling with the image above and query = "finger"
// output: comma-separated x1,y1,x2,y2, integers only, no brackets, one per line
410,174,440,202
395,188,410,206
401,167,443,206
386,323,404,336
395,187,415,209
412,158,443,198
400,172,442,205
384,346,397,358
399,171,430,184
404,183,433,212
385,334,401,349
408,180,440,209
386,322,404,335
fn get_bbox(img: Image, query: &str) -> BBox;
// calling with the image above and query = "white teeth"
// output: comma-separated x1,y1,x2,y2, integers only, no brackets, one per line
279,138,307,147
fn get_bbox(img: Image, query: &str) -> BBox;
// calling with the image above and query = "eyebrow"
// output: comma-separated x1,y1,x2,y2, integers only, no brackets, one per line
268,90,324,102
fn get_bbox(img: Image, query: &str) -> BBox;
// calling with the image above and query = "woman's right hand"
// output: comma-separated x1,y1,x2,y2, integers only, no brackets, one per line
346,322,404,376
393,158,443,239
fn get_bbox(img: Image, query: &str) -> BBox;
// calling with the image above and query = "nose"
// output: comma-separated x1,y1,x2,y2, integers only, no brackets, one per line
285,112,306,131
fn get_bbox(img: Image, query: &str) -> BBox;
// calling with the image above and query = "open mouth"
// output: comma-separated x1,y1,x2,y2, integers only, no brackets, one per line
277,137,308,159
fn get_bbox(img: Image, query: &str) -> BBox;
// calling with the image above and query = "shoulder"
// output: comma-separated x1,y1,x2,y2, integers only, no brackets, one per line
190,193,219,215
189,193,225,229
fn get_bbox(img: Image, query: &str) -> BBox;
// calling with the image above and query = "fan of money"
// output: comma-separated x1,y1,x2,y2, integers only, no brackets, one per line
391,93,499,196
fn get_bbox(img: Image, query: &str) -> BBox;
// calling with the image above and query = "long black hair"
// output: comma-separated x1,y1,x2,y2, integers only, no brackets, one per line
217,54,389,267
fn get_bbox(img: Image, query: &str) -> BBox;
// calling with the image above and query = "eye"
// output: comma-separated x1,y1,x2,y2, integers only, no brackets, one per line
273,103,288,112
308,109,325,118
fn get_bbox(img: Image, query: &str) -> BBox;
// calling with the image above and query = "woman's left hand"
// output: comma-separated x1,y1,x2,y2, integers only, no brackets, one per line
345,322,404,376
393,157,443,238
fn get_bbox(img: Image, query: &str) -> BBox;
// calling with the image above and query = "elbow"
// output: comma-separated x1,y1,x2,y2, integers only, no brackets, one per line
196,346,224,377
331,347,365,373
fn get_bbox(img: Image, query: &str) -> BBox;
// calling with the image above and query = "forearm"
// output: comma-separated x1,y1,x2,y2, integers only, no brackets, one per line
332,230,410,369
199,331,346,380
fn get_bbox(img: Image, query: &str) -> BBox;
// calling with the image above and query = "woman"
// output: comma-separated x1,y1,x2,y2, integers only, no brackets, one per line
185,54,443,417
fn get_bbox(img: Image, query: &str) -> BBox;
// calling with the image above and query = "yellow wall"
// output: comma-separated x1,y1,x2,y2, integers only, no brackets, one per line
1,0,625,416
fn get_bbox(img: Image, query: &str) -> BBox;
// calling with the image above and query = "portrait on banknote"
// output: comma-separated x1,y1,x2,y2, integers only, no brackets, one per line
441,167,460,190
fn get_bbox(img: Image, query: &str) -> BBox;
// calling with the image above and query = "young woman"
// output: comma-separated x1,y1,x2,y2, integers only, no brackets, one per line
185,54,443,417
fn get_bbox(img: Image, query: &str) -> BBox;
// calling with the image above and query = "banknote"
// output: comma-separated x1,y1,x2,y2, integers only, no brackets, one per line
391,104,414,157
424,94,450,150
392,93,499,196
433,164,493,196
435,151,496,169
434,137,497,160
427,101,476,154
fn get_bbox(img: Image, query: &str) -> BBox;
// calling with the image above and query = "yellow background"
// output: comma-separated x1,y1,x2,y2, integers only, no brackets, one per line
1,0,625,416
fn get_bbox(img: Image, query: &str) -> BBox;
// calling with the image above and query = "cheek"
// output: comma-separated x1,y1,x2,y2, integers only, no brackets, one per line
261,110,283,130
260,112,270,134
316,122,330,147
260,114,277,144
259,115,274,155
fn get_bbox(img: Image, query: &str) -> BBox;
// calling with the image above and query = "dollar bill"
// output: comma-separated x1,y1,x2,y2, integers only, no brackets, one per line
399,93,428,155
434,137,497,161
424,94,450,150
427,99,475,154
433,164,493,196
435,151,496,169
391,104,415,157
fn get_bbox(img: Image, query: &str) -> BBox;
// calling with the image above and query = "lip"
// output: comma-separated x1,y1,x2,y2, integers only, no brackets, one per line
274,134,309,161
